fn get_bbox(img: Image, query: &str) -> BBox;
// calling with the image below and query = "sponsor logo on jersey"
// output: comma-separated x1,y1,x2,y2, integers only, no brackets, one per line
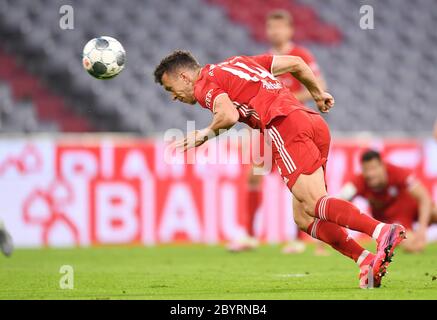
261,79,282,90
205,89,213,108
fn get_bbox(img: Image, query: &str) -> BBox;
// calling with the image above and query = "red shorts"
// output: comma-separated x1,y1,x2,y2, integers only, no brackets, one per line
373,195,418,230
266,110,331,189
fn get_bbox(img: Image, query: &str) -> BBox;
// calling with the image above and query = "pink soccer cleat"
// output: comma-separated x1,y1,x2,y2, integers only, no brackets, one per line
371,224,406,286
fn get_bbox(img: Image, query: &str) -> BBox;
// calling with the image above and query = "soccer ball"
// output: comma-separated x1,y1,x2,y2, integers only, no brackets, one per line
82,36,126,79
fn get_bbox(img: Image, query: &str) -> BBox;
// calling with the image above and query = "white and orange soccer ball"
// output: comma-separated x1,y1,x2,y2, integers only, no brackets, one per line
82,36,126,79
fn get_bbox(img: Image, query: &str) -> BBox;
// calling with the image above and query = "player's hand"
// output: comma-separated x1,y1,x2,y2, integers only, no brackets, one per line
172,130,207,152
416,229,427,248
314,92,335,113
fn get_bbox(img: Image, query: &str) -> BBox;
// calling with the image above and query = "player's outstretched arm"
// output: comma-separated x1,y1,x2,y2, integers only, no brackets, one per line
409,181,433,235
173,94,239,151
293,75,327,104
271,55,334,113
198,93,240,140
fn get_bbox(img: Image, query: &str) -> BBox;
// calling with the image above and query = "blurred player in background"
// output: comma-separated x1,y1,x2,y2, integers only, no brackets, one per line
154,50,406,288
228,10,328,255
0,219,13,257
339,150,437,253
266,10,326,101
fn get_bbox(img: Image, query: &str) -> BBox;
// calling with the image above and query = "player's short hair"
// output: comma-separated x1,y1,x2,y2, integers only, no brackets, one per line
266,9,294,26
154,50,200,85
361,150,382,163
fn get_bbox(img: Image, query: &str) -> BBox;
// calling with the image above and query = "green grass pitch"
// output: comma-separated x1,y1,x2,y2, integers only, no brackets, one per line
1,243,436,299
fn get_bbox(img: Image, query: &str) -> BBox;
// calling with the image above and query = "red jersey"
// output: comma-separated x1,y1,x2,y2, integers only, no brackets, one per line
350,163,418,217
194,55,318,129
272,45,321,93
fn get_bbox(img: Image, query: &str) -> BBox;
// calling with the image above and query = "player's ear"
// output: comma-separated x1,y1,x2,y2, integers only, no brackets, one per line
179,71,191,84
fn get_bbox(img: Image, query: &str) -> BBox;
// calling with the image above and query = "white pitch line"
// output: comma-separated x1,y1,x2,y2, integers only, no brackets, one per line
274,273,309,278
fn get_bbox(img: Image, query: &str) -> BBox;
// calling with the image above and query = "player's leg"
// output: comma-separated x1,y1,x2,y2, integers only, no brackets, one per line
291,167,405,287
281,197,309,254
228,132,265,252
291,167,405,244
268,112,404,287
292,196,376,287
287,198,328,256
227,164,261,252
293,196,371,262
269,112,386,239
0,219,13,257
247,164,263,238
292,196,313,231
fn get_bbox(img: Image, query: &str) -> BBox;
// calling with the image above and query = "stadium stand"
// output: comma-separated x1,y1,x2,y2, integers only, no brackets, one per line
0,49,92,132
0,0,435,134
298,0,437,132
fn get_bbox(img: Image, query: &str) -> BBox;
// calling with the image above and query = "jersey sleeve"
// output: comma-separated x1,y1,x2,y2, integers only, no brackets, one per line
194,74,227,113
250,54,274,74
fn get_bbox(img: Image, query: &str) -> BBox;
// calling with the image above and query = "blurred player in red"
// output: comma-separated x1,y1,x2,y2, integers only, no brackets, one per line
154,50,405,288
339,150,437,253
228,10,328,255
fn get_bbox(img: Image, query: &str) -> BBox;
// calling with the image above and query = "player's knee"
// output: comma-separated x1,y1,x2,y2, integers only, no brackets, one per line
301,198,318,217
293,215,313,231
292,183,326,217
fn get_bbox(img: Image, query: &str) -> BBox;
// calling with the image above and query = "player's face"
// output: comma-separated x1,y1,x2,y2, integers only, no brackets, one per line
161,72,197,105
266,19,293,46
362,159,387,189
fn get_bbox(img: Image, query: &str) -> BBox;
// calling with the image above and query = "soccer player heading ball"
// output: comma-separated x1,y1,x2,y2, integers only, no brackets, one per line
154,50,406,289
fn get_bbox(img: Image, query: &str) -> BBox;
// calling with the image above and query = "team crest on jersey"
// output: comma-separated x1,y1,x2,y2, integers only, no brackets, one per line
388,186,398,197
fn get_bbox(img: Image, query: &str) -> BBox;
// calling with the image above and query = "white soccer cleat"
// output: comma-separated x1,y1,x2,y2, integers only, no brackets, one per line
281,240,306,254
226,236,259,252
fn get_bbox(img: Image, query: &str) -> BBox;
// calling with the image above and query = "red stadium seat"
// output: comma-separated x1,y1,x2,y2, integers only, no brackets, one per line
0,48,96,132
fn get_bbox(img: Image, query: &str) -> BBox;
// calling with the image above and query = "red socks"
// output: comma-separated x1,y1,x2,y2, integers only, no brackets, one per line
307,219,365,262
315,196,380,238
247,188,262,237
